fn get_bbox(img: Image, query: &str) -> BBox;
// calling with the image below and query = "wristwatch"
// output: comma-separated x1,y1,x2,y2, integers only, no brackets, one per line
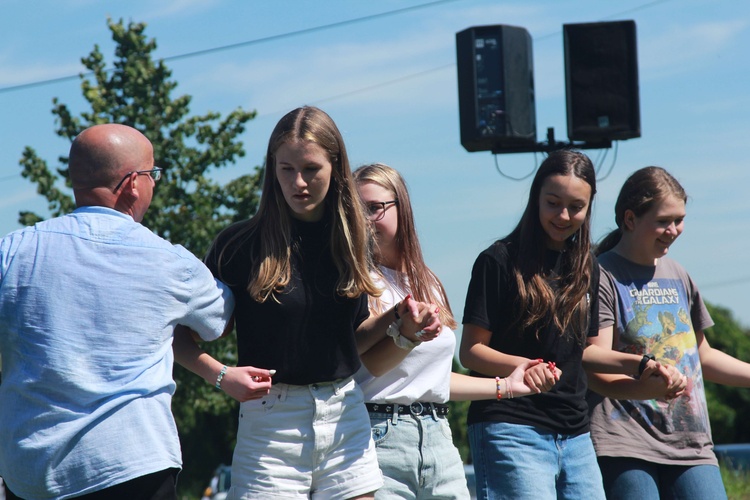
386,320,421,350
638,353,656,378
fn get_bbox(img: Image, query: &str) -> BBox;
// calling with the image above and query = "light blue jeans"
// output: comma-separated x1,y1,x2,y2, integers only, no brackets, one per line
369,409,470,500
469,421,605,500
598,456,727,500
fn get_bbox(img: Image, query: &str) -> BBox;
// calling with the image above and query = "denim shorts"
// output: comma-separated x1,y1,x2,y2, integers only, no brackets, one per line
469,421,605,500
369,406,470,500
229,377,383,500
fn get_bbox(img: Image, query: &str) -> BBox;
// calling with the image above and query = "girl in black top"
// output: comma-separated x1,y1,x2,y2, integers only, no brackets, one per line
174,106,439,500
459,150,672,500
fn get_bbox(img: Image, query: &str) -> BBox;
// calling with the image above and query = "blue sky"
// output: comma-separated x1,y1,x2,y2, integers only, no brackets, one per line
1,0,748,330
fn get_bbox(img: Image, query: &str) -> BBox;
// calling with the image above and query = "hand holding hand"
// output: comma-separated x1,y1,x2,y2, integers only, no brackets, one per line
397,295,441,343
522,359,562,393
658,363,687,399
639,357,667,382
220,366,275,402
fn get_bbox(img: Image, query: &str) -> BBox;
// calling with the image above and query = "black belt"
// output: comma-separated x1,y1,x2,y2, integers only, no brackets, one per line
365,402,449,417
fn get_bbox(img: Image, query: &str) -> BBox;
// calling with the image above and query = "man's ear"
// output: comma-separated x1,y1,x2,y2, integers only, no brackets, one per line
127,173,141,200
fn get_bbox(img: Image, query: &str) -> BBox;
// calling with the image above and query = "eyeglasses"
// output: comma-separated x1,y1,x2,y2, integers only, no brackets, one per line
113,168,163,192
366,200,398,222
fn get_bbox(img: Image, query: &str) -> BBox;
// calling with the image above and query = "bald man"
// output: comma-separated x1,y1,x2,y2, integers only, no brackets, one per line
0,124,234,500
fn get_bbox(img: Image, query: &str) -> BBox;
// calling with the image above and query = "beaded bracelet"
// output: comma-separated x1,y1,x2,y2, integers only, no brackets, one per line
495,376,503,399
215,365,228,390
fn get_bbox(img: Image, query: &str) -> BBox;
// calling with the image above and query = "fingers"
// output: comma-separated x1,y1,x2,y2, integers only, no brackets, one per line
639,360,664,381
222,366,275,402
251,368,277,383
400,294,419,320
522,362,558,393
399,300,442,342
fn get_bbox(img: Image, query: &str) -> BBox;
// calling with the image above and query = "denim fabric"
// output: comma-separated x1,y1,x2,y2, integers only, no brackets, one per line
598,456,727,500
369,411,470,500
230,377,382,500
0,207,233,499
469,421,605,500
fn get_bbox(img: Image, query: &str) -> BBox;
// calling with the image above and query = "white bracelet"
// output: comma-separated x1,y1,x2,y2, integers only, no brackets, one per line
386,319,421,350
215,365,228,389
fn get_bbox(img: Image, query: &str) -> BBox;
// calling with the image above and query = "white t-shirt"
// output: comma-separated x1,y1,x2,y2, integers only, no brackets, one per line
354,266,454,404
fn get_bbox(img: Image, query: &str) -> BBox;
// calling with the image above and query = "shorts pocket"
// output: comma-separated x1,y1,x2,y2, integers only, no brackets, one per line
239,386,282,416
439,417,454,440
370,417,392,446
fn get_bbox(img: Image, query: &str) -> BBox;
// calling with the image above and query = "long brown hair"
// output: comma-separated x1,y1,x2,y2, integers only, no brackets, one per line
214,106,380,302
354,163,457,329
507,149,596,342
596,166,687,255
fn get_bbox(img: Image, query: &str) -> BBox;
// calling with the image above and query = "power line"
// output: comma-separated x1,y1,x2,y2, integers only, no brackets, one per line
0,0,463,95
0,0,673,95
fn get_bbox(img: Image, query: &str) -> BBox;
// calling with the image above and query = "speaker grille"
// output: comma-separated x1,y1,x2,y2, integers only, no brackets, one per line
564,21,640,142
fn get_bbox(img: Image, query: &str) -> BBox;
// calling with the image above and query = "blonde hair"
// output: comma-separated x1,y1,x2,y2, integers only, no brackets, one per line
214,106,380,302
354,163,457,329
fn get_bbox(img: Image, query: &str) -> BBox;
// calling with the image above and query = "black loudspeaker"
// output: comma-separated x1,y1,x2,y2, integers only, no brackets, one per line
564,20,640,142
456,25,536,152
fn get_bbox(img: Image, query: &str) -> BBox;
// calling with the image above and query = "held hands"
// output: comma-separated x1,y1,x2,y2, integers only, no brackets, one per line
219,366,275,402
522,359,563,393
640,360,687,400
396,294,442,343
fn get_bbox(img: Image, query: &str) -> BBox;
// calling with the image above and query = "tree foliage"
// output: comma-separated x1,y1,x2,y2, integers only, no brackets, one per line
704,302,750,444
18,18,262,495
448,359,472,462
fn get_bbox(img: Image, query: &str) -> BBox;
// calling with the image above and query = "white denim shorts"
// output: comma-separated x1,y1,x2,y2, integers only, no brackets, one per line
229,377,383,500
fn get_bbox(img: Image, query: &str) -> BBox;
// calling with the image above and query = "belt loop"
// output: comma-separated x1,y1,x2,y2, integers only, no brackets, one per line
429,402,438,421
391,403,400,425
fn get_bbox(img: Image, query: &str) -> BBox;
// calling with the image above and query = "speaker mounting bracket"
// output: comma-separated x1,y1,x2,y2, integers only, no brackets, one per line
490,127,611,155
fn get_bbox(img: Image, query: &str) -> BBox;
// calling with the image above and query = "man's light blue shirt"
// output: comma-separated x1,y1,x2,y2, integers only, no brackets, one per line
0,206,234,500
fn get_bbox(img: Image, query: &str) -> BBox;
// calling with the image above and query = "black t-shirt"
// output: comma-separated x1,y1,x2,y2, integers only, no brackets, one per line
462,240,599,435
205,218,369,385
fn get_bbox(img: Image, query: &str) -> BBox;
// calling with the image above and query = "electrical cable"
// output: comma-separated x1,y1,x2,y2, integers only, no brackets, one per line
0,0,462,95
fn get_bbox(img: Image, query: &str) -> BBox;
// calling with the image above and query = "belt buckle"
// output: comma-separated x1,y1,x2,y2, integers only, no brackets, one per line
409,402,425,416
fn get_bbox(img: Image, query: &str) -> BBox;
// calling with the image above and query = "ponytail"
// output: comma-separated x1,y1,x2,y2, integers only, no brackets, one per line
595,228,622,256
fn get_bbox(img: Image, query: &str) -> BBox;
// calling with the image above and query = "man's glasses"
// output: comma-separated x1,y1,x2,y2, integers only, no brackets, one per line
113,168,163,192
366,200,398,222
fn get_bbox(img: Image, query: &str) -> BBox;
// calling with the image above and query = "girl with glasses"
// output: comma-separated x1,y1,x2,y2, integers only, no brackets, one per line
459,150,680,500
588,166,750,499
352,163,554,500
174,106,440,500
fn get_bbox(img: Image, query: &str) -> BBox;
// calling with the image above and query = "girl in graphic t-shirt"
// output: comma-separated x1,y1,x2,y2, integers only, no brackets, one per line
589,166,750,500
459,150,678,500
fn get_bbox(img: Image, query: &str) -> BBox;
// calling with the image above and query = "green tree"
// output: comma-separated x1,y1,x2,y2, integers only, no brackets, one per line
448,359,472,462
704,302,750,444
19,18,262,496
